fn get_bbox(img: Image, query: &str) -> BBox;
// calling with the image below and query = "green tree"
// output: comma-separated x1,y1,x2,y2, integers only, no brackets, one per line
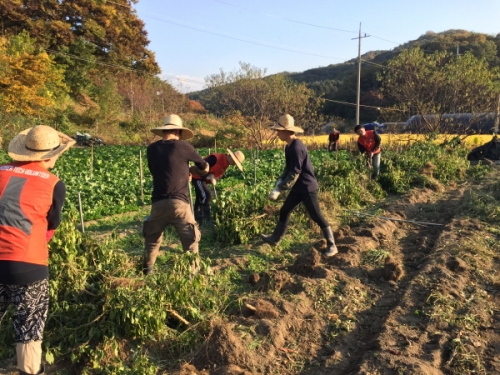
379,47,500,132
205,62,319,149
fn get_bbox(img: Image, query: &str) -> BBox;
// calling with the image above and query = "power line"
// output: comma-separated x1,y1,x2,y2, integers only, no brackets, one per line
107,0,350,60
43,48,205,85
135,12,347,60
323,98,406,112
211,0,358,34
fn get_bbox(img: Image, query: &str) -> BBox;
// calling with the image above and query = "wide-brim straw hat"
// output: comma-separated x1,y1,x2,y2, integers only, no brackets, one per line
8,125,75,162
227,148,244,172
151,114,194,140
269,114,304,133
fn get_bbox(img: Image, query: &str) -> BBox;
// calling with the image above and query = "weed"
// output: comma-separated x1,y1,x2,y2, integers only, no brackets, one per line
361,249,390,266
445,337,486,374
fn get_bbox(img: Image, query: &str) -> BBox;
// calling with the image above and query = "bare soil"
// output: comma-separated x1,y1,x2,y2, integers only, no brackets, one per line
1,171,499,375
180,170,500,375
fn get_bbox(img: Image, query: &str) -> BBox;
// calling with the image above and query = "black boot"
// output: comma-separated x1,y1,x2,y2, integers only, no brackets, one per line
194,207,203,225
322,227,338,257
201,206,212,225
260,221,287,246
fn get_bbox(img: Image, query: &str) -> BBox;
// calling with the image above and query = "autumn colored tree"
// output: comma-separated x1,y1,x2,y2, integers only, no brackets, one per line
0,31,68,119
0,0,159,77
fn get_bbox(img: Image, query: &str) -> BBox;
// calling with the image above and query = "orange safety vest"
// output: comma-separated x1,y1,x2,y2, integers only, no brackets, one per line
192,153,229,180
357,130,381,154
0,161,59,266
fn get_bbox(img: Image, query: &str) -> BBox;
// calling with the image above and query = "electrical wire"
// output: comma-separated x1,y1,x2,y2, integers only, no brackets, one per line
322,98,406,112
43,48,205,85
211,0,358,34
42,47,408,112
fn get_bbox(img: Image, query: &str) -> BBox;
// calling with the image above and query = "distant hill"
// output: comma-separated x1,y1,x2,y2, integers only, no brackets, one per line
189,30,500,122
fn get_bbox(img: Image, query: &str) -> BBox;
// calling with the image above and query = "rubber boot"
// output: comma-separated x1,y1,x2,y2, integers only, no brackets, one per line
260,221,287,246
194,207,203,225
17,342,44,375
201,206,212,226
322,226,338,257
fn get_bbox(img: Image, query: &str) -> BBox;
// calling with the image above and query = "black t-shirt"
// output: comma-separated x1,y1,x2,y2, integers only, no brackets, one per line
284,139,319,193
147,139,207,204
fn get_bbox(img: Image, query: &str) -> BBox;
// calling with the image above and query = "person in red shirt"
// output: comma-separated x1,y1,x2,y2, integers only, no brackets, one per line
0,125,75,375
354,124,382,179
191,149,245,225
328,128,340,152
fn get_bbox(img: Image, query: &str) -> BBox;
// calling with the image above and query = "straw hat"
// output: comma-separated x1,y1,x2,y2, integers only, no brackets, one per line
151,114,194,140
227,148,244,172
8,125,75,162
269,114,304,133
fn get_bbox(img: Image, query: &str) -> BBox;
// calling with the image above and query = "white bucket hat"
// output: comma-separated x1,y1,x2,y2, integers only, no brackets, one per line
8,125,75,162
269,114,304,133
150,114,194,140
227,148,244,172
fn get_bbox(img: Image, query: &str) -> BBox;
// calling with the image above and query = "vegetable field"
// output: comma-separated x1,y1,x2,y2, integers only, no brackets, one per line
0,139,499,375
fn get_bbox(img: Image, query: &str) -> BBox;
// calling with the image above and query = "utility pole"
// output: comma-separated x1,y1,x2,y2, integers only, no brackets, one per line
352,23,370,126
494,94,500,135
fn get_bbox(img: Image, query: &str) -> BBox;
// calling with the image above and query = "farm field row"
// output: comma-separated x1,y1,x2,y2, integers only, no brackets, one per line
0,139,498,374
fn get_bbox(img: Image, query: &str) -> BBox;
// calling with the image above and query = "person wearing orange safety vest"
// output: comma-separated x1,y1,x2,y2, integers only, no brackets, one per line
191,149,244,225
0,125,75,375
354,124,382,179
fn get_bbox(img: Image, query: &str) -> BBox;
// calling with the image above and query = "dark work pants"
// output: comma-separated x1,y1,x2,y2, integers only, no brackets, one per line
278,189,329,229
192,179,211,211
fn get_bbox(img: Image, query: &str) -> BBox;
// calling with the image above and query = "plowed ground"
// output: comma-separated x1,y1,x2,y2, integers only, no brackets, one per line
181,170,500,375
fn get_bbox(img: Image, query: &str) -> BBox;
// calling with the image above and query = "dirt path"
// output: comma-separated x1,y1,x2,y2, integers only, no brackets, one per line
182,172,500,375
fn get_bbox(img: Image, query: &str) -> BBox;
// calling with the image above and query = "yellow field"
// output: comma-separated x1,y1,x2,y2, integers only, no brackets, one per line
300,133,495,150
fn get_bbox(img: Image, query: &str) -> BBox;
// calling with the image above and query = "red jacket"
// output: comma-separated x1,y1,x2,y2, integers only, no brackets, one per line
0,161,59,266
357,130,381,154
192,153,229,180
328,131,340,143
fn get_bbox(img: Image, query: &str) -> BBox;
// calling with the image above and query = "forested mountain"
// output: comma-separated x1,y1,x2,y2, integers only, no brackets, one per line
287,30,500,123
0,0,498,146
190,30,500,126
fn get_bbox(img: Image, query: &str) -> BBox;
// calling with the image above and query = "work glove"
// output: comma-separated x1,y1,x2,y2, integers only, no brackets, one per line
268,188,281,201
206,173,216,185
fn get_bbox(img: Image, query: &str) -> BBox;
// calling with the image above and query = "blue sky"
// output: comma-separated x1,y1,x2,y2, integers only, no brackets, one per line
133,0,500,93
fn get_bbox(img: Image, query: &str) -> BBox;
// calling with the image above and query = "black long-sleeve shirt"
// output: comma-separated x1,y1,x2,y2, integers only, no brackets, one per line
279,139,319,193
147,139,208,204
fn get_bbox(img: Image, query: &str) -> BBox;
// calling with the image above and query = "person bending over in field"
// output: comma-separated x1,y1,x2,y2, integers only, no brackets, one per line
260,114,338,257
328,127,340,152
0,125,75,375
191,149,245,225
354,124,381,179
143,114,209,275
